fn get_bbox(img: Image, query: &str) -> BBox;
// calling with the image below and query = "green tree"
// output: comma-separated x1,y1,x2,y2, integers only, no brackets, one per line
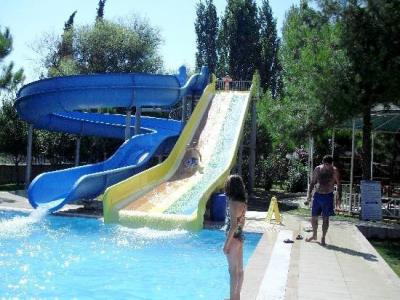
218,0,261,80
75,19,162,73
48,11,78,77
263,1,351,145
0,26,26,182
0,92,28,184
96,0,106,22
259,0,282,97
0,27,24,89
260,0,400,181
340,0,400,179
35,12,163,164
39,15,163,76
194,0,218,74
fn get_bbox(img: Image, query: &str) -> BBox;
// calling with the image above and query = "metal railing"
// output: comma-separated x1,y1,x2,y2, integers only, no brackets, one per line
338,184,361,214
216,80,252,91
339,183,400,219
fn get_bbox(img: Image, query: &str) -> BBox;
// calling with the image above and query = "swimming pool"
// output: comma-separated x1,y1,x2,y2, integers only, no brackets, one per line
0,210,261,299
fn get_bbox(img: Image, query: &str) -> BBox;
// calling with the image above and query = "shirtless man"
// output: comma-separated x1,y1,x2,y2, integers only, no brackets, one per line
306,155,341,246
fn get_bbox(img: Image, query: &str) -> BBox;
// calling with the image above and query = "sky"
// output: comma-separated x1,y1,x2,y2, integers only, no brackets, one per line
1,0,299,83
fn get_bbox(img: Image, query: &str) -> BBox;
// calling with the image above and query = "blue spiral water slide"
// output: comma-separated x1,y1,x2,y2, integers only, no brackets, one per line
15,66,209,212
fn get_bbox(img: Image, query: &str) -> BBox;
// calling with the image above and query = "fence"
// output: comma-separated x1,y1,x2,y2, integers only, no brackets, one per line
216,80,252,91
0,164,74,185
338,183,400,219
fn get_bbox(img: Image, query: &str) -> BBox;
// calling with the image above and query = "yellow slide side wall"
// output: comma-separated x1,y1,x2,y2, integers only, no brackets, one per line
118,90,253,231
103,76,217,223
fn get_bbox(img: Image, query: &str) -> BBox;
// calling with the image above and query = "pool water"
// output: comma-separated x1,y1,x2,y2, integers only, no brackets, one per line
0,210,261,299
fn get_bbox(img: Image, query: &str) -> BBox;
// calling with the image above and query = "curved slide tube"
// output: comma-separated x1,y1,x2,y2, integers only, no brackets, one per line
103,78,253,230
15,67,209,212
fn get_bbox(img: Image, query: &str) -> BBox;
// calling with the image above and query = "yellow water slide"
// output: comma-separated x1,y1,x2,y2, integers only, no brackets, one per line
103,77,254,230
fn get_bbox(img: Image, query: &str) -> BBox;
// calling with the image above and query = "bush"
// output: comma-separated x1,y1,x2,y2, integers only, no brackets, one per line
285,156,308,192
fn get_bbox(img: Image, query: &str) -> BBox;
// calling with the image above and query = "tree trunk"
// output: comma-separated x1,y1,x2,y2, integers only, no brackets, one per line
362,104,372,180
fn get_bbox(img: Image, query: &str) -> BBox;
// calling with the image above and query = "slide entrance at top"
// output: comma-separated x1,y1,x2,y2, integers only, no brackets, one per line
15,67,209,212
103,79,253,230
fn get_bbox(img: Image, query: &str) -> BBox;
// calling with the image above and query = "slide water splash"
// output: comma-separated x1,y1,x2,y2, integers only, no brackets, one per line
0,208,48,238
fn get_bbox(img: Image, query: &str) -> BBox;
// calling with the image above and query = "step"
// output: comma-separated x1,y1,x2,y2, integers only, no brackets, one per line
242,229,294,299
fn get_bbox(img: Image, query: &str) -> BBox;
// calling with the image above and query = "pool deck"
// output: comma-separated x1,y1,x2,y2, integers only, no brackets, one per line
1,191,400,299
243,212,400,300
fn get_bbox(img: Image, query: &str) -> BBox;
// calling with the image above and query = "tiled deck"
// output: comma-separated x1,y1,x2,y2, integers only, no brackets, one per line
243,212,400,300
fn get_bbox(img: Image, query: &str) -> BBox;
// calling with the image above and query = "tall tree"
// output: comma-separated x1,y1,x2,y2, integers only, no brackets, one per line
194,0,218,74
48,11,78,77
0,26,26,182
218,0,261,80
262,0,352,145
74,19,162,73
96,0,106,22
0,27,24,89
40,17,163,75
340,0,400,179
259,0,282,97
0,94,28,184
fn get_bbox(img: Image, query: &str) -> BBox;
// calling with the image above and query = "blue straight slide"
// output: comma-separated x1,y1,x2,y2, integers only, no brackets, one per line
15,66,209,212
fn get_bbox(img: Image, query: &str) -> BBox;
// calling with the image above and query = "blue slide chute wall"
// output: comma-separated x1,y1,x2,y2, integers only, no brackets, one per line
15,66,209,212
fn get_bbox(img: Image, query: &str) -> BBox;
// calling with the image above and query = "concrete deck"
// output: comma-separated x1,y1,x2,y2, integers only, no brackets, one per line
1,192,399,299
243,212,400,300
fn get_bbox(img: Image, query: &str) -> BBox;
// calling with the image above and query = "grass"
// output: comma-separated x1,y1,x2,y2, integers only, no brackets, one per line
0,183,24,191
369,239,400,277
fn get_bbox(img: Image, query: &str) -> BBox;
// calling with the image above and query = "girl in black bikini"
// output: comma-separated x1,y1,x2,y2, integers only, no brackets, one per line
223,175,247,300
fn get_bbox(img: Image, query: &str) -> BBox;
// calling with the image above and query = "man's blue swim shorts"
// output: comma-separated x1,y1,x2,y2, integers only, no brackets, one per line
311,192,335,217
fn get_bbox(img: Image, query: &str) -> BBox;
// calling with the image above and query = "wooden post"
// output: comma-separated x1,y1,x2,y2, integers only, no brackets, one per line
25,124,33,189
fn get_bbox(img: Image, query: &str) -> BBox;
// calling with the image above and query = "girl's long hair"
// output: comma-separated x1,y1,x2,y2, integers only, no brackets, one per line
224,174,247,203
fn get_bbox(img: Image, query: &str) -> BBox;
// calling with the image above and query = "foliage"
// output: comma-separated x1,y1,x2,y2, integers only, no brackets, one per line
96,0,106,22
47,11,78,77
35,131,76,165
218,0,261,80
195,0,219,74
259,0,282,97
0,25,26,183
31,10,164,164
39,16,163,77
0,92,28,184
285,151,308,192
0,27,24,90
339,0,400,179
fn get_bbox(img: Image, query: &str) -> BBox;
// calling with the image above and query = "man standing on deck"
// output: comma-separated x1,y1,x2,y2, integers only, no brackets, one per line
306,155,341,246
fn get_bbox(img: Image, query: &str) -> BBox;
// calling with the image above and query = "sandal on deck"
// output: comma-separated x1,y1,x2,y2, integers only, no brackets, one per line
283,238,294,243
